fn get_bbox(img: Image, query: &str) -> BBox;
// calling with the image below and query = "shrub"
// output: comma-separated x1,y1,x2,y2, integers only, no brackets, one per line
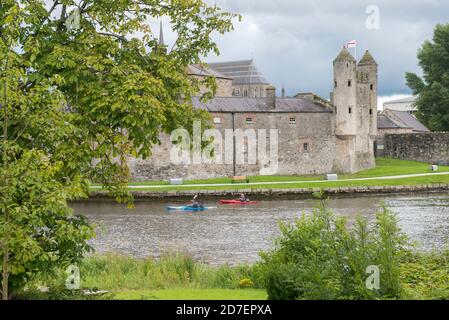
258,196,410,300
238,278,254,288
14,285,114,300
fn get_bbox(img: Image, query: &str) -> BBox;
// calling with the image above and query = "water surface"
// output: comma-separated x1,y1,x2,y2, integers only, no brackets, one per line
71,192,449,265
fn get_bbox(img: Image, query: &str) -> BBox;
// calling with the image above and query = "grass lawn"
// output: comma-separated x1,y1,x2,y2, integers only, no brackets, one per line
90,158,449,192
125,175,449,192
114,289,267,300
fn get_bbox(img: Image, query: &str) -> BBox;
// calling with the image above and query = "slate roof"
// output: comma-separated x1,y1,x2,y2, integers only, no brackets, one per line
207,60,270,85
378,110,430,132
192,97,332,113
377,114,409,129
188,64,232,80
333,48,356,63
389,110,430,132
358,50,377,65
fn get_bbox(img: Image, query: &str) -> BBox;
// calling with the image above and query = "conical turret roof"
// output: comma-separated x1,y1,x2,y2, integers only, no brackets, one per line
333,47,356,63
358,50,377,66
158,21,165,46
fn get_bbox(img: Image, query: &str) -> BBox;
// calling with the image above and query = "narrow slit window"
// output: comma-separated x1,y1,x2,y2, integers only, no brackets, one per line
369,109,373,115
370,84,374,90
348,80,352,87
348,107,352,114
303,143,309,152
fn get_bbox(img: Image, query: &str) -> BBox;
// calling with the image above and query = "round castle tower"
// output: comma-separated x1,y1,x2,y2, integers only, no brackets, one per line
333,47,358,136
332,48,378,173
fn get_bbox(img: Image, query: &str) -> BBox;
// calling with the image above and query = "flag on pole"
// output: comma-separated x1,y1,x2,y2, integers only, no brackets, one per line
346,40,357,48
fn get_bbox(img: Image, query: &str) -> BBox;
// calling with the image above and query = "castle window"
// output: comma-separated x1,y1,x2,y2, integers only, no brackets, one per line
235,89,240,96
289,117,296,124
348,107,352,114
348,80,352,87
303,143,309,152
213,117,221,124
245,117,253,124
369,109,373,115
244,89,248,97
370,84,374,91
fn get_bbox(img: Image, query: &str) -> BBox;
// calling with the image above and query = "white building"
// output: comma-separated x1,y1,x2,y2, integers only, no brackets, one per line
383,96,417,113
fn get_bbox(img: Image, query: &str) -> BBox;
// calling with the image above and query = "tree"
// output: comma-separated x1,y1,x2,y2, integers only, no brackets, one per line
406,23,449,131
1,0,238,299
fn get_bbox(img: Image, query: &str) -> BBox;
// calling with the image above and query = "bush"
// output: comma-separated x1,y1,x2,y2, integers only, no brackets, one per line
400,251,449,300
258,196,410,300
238,278,254,288
14,286,114,300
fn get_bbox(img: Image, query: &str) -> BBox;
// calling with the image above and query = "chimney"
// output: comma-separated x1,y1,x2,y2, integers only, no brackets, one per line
266,85,276,110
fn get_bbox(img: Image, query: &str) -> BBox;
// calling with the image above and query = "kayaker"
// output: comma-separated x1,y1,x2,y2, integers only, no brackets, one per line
191,195,201,208
239,193,249,202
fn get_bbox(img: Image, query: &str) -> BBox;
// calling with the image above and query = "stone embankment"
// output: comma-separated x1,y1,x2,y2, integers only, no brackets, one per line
90,184,449,199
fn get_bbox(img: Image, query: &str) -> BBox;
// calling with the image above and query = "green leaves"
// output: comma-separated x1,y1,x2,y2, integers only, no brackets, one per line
406,23,449,131
259,200,409,300
1,0,237,299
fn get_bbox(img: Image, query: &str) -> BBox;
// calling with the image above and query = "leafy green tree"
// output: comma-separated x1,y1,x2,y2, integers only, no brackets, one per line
1,0,237,299
406,23,449,131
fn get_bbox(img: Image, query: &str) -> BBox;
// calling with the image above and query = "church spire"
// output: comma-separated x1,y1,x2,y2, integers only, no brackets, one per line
158,21,165,46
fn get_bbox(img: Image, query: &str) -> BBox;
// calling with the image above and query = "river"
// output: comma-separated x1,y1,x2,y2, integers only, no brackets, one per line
71,192,449,265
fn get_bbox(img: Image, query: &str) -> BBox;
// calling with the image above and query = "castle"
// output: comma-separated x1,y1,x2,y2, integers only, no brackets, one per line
128,46,379,181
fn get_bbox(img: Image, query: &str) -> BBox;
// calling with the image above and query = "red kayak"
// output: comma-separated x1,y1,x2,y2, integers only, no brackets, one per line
219,200,259,205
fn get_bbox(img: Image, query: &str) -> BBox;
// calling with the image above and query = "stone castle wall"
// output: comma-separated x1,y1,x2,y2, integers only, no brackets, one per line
384,132,449,164
128,111,337,181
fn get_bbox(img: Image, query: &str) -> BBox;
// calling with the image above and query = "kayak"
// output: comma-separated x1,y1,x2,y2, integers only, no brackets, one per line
165,206,216,211
219,200,259,205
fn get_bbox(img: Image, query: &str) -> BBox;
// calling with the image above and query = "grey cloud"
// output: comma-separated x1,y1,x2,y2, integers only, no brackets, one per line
205,0,449,98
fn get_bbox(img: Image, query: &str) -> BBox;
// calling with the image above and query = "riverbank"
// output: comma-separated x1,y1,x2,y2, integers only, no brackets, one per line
21,252,449,300
89,158,449,198
91,182,449,199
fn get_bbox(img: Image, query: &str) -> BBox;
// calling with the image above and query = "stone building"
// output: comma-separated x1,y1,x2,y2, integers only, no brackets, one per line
187,64,234,97
207,60,272,98
128,48,379,181
376,109,430,156
383,96,418,113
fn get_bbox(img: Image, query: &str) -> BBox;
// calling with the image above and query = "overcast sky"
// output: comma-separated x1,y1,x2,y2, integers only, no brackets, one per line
161,0,449,107
44,0,449,108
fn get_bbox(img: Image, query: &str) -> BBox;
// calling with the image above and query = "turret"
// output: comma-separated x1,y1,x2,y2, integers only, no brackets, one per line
333,47,357,136
357,50,378,136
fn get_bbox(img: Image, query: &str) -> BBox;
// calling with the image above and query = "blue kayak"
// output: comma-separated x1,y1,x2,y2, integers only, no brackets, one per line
165,206,216,211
